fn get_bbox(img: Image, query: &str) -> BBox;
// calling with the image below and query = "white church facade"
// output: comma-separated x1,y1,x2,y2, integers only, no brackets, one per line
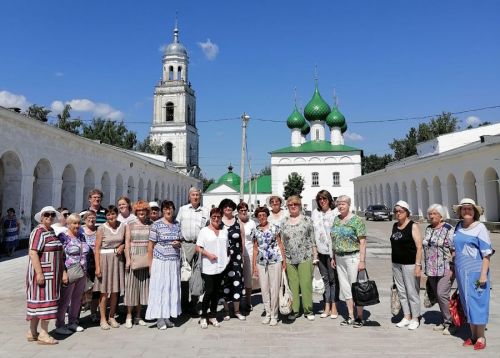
0,23,201,238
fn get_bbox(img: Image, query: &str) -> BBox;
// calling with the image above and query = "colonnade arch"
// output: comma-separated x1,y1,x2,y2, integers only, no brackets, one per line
138,178,145,200
32,159,54,224
115,174,123,199
0,151,22,214
484,167,500,221
421,179,429,215
447,174,458,218
463,171,477,203
61,164,76,211
127,176,135,201
101,172,111,206
82,168,95,209
432,176,442,205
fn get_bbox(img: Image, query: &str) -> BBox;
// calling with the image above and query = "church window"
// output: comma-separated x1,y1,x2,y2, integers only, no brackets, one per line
166,102,174,121
168,66,174,80
165,142,173,161
177,66,182,80
187,105,191,125
332,172,340,186
312,172,319,187
315,129,319,140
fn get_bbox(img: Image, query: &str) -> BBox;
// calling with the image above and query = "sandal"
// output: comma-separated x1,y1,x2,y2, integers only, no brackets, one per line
108,318,120,328
26,332,39,342
100,321,111,330
37,335,58,345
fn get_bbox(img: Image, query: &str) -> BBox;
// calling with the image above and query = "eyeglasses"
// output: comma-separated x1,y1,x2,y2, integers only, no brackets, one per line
90,195,102,200
43,212,57,218
211,215,222,219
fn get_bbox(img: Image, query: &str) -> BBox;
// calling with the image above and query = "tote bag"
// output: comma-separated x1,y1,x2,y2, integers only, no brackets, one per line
351,269,380,306
449,289,466,327
180,248,192,282
312,265,325,295
390,282,401,316
189,252,204,296
279,270,293,315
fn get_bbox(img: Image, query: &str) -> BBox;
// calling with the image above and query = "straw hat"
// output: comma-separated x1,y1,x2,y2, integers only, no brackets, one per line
452,198,484,215
266,194,284,207
34,206,61,223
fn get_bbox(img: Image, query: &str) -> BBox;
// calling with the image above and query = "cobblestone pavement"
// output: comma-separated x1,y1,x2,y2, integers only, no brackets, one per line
0,220,498,357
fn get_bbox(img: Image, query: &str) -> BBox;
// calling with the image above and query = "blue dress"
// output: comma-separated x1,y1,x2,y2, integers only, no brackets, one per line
453,222,493,325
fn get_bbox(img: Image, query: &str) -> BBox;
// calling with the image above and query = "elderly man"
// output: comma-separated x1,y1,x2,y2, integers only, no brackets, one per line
149,201,161,222
176,187,209,316
83,189,106,227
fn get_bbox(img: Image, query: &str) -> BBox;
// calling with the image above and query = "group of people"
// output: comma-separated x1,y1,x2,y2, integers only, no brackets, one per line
23,186,493,351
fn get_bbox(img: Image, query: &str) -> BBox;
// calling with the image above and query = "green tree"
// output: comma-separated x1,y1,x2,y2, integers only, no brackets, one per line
24,104,51,122
389,112,459,160
82,117,137,149
135,136,164,154
283,172,304,199
362,154,393,174
258,165,271,176
54,104,82,134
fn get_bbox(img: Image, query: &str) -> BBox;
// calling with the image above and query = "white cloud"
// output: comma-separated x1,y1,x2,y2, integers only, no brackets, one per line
197,39,219,61
465,116,481,127
0,90,30,110
55,72,64,77
158,44,167,53
344,131,364,141
50,98,124,120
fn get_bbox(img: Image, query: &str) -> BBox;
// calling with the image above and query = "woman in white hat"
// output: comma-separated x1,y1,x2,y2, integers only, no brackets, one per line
452,198,493,350
26,206,64,345
266,194,286,229
390,200,422,330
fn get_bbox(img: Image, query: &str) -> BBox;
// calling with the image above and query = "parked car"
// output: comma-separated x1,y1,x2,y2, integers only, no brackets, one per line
365,204,392,221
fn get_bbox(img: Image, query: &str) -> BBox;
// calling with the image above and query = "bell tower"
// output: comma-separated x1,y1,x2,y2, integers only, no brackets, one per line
150,21,199,172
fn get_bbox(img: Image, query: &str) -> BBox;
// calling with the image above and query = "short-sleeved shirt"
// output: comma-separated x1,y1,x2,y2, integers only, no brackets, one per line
311,209,336,255
85,206,106,227
252,224,282,266
423,222,455,276
176,204,210,243
58,231,90,270
148,219,182,261
280,216,315,265
196,226,229,275
331,214,366,253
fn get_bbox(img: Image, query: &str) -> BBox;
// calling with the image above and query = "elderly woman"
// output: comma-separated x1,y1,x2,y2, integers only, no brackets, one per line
266,194,286,228
146,200,182,330
196,207,229,328
82,210,99,323
219,198,245,321
3,208,20,257
331,195,367,328
51,207,69,236
239,201,256,311
423,204,455,334
124,200,151,328
252,206,286,326
311,190,339,319
281,195,317,321
26,206,63,345
55,214,90,335
390,200,422,330
94,205,126,330
452,198,493,350
117,196,137,224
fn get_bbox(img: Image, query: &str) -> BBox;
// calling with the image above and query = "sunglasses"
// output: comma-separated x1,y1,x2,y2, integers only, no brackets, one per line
62,213,69,218
43,212,57,218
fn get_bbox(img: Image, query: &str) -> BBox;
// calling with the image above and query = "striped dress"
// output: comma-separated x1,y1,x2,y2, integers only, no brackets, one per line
26,225,63,320
124,219,151,306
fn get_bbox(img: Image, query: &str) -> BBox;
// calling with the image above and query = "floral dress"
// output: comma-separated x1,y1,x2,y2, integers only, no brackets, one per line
220,218,245,301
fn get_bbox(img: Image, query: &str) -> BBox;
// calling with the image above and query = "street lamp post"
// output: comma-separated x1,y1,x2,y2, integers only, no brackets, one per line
239,112,250,201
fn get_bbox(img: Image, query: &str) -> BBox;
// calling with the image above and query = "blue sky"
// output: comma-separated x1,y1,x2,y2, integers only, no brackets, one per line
1,0,500,180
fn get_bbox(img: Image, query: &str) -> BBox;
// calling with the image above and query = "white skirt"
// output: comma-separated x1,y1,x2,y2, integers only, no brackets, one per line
146,258,181,319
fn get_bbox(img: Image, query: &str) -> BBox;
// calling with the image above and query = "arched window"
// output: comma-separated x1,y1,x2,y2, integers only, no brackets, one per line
168,66,174,81
177,66,182,80
332,172,340,186
312,172,319,187
315,129,319,140
187,105,191,125
165,142,173,161
166,102,174,122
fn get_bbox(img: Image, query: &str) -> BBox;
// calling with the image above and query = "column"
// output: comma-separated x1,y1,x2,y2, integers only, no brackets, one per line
52,179,63,209
475,181,487,221
19,174,35,238
75,180,84,212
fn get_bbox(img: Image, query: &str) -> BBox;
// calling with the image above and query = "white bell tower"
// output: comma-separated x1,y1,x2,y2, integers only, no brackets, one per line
150,21,199,172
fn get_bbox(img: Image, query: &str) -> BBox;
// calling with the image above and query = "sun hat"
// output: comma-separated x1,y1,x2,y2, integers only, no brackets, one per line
34,206,61,223
453,198,484,215
149,201,160,209
266,194,284,207
394,200,410,213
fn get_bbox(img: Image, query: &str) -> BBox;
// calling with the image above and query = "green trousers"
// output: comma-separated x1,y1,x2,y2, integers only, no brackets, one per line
286,260,313,315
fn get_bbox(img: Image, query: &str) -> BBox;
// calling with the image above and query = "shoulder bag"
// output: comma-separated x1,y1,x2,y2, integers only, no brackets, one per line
351,269,380,306
181,247,192,282
189,251,204,296
390,281,401,316
67,238,85,284
279,270,293,315
312,265,325,295
130,241,149,270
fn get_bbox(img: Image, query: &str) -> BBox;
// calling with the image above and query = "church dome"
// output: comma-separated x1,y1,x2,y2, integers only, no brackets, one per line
164,25,188,57
287,107,306,129
217,164,240,188
341,122,347,133
304,86,331,122
326,106,346,128
301,122,310,135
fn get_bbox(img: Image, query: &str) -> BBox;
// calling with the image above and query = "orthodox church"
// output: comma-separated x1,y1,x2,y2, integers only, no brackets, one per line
204,82,362,212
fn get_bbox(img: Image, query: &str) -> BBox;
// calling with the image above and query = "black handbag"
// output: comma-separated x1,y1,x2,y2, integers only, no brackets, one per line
351,269,380,306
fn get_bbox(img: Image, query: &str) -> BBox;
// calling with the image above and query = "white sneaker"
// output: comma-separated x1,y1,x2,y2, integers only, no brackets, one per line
67,323,84,332
306,314,315,321
408,320,420,330
261,317,271,325
125,319,133,329
134,318,147,326
269,318,278,326
235,312,246,321
200,318,208,329
396,318,411,328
